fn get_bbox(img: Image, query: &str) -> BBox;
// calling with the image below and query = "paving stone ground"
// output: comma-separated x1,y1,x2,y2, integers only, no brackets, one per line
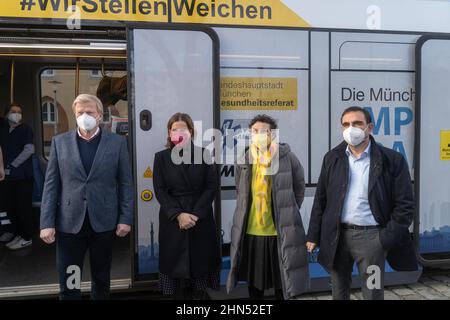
294,273,450,300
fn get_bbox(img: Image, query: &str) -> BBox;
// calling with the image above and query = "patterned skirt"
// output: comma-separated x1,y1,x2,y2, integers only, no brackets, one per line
158,271,221,296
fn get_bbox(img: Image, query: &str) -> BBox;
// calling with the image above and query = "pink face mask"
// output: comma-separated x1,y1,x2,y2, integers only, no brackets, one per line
170,130,191,147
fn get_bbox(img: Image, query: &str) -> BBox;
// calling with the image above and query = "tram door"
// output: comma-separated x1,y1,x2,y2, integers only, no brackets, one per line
127,26,220,282
0,41,129,297
416,36,450,266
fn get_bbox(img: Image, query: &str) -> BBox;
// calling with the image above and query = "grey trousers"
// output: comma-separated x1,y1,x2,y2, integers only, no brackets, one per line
331,228,387,300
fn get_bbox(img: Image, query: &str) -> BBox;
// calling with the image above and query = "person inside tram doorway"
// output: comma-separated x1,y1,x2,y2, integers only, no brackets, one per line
40,94,134,300
227,114,310,300
0,103,35,250
153,113,221,300
306,106,418,300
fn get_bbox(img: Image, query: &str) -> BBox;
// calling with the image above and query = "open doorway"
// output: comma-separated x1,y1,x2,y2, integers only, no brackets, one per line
0,42,131,297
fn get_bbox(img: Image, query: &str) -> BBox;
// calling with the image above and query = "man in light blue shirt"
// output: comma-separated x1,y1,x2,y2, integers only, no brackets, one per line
307,106,395,300
330,110,386,300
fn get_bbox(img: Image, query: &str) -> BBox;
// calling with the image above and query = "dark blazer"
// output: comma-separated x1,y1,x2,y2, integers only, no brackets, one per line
153,145,220,279
40,130,134,233
307,136,418,272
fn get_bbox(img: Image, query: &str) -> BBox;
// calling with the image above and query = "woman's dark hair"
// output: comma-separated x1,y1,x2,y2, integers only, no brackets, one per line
340,106,372,124
249,114,278,130
166,112,195,149
4,102,22,116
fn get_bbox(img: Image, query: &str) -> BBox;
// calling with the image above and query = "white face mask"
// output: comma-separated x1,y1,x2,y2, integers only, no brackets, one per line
8,112,22,124
343,126,367,147
76,113,98,132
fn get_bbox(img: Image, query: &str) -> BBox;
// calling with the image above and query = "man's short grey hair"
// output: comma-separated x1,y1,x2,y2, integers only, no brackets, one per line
72,94,103,114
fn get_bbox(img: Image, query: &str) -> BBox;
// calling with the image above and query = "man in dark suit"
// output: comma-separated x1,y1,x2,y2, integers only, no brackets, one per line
40,94,134,300
306,106,417,300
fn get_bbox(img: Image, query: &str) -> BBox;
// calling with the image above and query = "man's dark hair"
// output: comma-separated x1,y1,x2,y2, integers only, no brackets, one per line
4,102,22,116
249,114,278,130
340,106,372,124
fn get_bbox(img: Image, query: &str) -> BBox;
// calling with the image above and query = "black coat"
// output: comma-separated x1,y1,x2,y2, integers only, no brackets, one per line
0,117,8,163
307,136,418,272
153,145,220,279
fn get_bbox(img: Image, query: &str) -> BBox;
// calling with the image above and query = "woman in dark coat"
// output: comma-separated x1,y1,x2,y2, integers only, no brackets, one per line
0,103,35,249
153,112,221,300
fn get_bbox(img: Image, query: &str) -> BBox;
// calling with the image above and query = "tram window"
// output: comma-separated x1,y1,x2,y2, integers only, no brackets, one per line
40,69,128,158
